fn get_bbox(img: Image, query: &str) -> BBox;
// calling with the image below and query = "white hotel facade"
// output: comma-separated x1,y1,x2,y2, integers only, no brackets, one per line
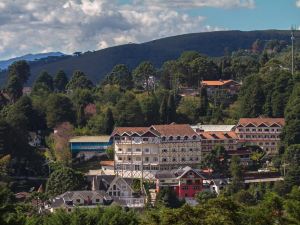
111,124,201,179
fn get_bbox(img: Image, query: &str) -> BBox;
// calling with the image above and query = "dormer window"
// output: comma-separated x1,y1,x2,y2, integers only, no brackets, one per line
169,136,173,141
184,136,188,140
192,135,197,140
177,136,181,140
162,136,166,141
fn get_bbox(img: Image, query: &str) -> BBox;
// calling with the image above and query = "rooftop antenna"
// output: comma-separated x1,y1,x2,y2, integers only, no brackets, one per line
291,26,296,76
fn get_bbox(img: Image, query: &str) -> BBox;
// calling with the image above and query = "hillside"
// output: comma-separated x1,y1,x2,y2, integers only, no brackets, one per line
0,30,292,86
0,52,65,70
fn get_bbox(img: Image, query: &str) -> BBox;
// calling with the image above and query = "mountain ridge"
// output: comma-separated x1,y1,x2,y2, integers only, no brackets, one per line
0,30,293,86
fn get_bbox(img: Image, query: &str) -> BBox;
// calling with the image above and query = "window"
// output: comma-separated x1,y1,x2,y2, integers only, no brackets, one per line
76,199,81,203
128,157,131,161
162,137,166,141
118,157,122,160
186,180,192,185
118,148,122,151
169,136,173,141
184,136,188,140
127,148,132,152
134,165,140,170
181,157,185,162
192,135,197,140
136,148,141,152
195,157,199,161
115,137,120,140
181,186,188,190
172,157,176,162
172,148,176,152
143,138,148,141
162,158,167,162
190,157,193,161
181,148,186,152
145,148,150,153
153,157,158,162
145,157,149,162
193,186,201,190
136,157,141,161
177,136,181,140
162,149,167,153
151,165,159,170
95,199,100,203
189,148,193,152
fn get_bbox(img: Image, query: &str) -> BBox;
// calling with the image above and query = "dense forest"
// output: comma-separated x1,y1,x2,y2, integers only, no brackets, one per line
1,36,300,224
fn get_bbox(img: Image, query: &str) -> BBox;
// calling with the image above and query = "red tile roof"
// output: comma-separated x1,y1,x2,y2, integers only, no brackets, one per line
199,131,238,140
238,118,285,127
151,124,198,137
100,160,114,167
201,80,239,86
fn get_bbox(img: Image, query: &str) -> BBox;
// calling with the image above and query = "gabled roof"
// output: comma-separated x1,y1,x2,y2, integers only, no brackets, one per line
200,131,238,140
201,80,240,86
111,127,154,137
151,124,198,137
112,124,198,137
155,166,206,179
238,118,285,127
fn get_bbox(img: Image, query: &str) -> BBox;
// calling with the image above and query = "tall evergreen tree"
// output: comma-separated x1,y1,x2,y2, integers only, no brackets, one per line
7,60,30,84
167,93,176,123
32,71,54,92
66,71,93,91
5,75,23,103
159,94,168,124
282,83,300,145
54,70,68,92
198,86,208,117
104,108,115,134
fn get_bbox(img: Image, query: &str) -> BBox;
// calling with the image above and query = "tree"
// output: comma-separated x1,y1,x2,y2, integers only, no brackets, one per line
115,92,144,126
46,94,75,128
167,93,176,123
198,86,208,117
103,108,114,135
7,60,30,84
159,94,168,123
66,71,93,91
139,94,160,126
196,190,217,204
33,71,54,92
283,145,300,191
104,64,133,90
282,83,300,145
5,75,23,103
156,188,184,208
54,70,68,92
46,167,85,197
133,61,156,92
227,156,244,194
201,145,229,175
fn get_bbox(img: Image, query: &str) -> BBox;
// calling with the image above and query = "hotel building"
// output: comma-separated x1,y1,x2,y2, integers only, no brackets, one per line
111,124,201,179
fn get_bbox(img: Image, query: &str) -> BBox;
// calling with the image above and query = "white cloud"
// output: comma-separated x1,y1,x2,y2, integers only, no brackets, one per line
296,0,300,7
134,0,256,9
0,0,229,60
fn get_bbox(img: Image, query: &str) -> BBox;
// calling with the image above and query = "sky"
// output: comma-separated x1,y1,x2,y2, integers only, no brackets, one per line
0,0,299,60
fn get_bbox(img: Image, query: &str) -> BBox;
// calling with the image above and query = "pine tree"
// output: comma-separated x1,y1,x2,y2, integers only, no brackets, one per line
104,108,115,134
167,93,176,123
198,86,208,117
54,70,68,92
159,94,168,124
5,75,23,103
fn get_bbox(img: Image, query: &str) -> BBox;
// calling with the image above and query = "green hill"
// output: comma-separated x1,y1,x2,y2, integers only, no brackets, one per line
0,30,292,86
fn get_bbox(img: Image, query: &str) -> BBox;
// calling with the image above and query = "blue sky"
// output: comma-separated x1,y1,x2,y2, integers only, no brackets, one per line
0,0,299,60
